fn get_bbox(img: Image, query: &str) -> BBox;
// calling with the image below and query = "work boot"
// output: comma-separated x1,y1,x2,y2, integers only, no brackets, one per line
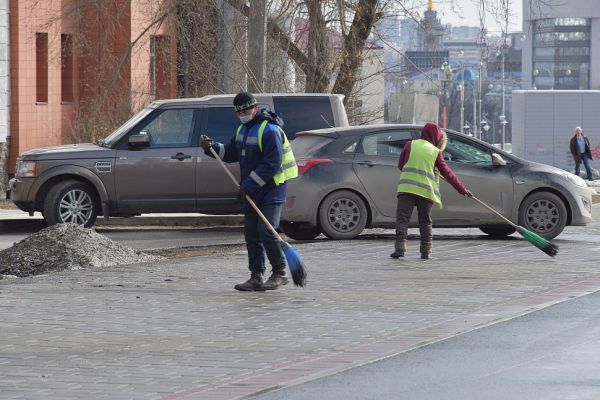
234,271,264,291
390,250,405,259
262,268,289,291
420,252,430,260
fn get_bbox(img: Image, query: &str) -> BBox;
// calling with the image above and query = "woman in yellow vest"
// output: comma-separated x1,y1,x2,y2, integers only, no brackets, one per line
391,122,472,260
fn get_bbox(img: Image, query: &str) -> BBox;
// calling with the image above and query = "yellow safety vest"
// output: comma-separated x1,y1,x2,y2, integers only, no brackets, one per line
397,139,442,206
236,120,298,185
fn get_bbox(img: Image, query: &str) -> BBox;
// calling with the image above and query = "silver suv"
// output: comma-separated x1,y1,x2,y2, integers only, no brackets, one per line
8,94,348,227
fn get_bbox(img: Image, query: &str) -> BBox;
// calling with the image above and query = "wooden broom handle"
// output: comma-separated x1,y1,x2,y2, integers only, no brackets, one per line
439,175,516,228
206,145,284,241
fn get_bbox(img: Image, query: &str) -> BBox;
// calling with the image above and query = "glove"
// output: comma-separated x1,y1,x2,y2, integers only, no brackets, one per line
238,186,248,203
464,189,473,197
200,135,214,151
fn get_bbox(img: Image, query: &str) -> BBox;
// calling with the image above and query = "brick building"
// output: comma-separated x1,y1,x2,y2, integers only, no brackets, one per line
6,0,176,175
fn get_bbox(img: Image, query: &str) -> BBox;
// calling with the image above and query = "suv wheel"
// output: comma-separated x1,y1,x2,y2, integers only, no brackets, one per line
280,221,321,240
43,180,100,228
318,190,368,239
518,191,567,240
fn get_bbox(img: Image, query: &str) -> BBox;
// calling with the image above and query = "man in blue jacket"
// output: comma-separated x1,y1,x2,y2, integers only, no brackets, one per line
201,92,298,291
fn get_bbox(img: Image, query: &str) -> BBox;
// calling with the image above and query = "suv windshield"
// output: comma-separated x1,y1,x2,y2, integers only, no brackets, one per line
102,107,154,147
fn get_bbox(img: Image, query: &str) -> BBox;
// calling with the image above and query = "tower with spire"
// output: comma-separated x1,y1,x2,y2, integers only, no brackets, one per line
418,0,445,51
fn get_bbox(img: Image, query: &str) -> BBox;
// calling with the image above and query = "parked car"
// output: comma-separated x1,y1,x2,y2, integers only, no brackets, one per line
281,124,594,240
8,94,349,227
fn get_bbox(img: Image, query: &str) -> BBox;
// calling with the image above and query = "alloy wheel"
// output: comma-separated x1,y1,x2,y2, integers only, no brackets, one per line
58,189,94,225
327,198,361,233
523,198,560,233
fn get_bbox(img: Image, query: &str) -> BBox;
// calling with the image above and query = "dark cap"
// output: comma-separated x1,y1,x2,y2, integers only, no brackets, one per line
233,92,257,112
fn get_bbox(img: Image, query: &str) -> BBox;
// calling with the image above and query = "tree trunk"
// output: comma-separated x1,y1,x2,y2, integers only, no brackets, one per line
331,0,379,103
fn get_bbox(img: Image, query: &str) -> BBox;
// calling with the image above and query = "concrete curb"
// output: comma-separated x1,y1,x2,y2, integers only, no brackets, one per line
95,215,244,227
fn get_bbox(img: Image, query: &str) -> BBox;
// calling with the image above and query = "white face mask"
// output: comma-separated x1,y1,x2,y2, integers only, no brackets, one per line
239,114,253,124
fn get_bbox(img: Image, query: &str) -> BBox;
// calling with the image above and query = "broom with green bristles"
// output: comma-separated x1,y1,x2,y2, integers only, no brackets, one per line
439,176,558,257
469,194,559,257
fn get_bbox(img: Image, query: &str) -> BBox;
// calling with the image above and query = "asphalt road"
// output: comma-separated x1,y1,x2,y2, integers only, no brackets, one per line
252,290,600,400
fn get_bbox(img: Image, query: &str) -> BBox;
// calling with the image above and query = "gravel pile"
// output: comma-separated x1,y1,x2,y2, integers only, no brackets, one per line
0,223,163,277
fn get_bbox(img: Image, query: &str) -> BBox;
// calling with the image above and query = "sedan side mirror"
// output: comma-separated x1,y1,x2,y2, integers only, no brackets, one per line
128,134,150,149
492,153,507,166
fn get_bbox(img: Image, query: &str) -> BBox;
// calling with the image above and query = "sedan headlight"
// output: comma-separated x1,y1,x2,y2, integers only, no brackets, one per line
16,160,37,178
556,171,587,188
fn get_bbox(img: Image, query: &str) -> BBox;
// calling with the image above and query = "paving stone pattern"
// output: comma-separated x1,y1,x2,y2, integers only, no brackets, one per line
1,221,600,399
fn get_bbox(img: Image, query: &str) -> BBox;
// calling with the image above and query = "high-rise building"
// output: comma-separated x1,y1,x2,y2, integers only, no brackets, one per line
522,0,600,89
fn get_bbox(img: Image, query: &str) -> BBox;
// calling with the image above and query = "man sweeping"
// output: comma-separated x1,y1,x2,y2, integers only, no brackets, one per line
200,92,298,291
391,122,472,260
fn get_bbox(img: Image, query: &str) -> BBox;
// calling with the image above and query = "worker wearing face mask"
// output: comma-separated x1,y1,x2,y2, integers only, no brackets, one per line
200,92,298,291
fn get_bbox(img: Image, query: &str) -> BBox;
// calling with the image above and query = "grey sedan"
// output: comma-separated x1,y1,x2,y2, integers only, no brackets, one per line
281,125,593,240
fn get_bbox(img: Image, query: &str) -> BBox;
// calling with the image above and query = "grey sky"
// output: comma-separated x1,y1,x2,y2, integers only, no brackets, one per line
414,0,524,34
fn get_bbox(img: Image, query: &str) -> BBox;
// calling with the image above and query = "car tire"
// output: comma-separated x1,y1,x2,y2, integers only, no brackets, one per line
479,225,516,237
318,190,368,239
518,191,567,240
280,221,322,240
43,180,100,228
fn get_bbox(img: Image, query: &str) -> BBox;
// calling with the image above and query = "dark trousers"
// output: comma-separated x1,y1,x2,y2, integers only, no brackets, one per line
394,193,433,254
244,203,285,273
575,153,593,180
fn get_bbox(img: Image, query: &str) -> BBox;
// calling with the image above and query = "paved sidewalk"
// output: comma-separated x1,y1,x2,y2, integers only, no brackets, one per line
1,208,600,399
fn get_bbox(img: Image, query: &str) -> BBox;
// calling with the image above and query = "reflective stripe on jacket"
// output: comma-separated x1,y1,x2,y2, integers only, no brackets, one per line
236,120,298,186
397,139,442,206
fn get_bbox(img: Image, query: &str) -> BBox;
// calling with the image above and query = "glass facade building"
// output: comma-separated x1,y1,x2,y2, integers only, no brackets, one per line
532,18,591,89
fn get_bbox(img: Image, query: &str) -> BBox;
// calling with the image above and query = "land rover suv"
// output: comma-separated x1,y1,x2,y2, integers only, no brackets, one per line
8,94,349,227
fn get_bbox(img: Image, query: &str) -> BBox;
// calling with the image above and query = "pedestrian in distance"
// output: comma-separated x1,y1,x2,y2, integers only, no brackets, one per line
391,122,472,260
569,126,594,181
200,92,298,291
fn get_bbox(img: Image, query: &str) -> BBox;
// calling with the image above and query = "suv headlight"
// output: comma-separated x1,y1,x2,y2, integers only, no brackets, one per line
16,160,37,178
556,171,586,188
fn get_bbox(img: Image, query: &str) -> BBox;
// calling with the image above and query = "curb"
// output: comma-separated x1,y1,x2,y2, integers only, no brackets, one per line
95,215,244,227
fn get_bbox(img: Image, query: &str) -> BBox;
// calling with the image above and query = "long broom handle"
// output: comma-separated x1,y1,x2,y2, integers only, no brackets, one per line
206,145,284,241
439,175,516,228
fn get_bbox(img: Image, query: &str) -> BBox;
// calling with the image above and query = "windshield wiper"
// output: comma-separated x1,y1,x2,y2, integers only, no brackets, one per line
96,139,106,148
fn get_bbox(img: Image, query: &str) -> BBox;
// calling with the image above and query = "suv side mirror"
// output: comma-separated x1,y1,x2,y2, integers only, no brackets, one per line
129,134,150,149
492,153,507,166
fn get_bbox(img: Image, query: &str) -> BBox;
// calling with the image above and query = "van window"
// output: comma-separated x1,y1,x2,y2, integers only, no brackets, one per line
273,97,335,140
204,107,240,143
129,108,196,148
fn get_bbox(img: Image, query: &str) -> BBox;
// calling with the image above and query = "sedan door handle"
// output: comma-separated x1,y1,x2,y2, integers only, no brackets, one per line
171,153,192,161
357,160,377,167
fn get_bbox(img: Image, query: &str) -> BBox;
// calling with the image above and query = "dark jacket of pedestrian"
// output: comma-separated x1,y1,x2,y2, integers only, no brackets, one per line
569,131,593,163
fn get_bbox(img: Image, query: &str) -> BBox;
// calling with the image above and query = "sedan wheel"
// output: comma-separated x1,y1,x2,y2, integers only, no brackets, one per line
518,192,567,240
43,180,100,228
318,190,368,239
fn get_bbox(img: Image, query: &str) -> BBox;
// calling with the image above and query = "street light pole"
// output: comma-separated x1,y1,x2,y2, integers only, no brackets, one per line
500,44,506,150
460,65,465,134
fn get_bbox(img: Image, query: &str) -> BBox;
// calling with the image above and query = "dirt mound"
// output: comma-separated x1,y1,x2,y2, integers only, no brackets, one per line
0,223,163,277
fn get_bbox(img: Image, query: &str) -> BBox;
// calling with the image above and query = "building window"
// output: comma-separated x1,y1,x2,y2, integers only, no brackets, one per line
61,34,74,102
150,35,172,100
532,18,591,89
36,32,48,103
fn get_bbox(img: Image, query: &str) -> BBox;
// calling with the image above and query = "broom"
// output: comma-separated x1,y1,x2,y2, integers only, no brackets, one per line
469,195,558,257
205,142,307,286
440,178,558,257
